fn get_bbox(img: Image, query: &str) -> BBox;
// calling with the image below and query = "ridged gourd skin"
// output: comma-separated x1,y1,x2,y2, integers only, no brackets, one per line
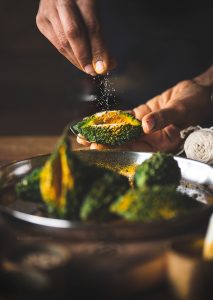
80,171,129,222
16,168,42,202
39,134,74,218
15,145,128,220
110,185,202,222
134,152,181,189
15,133,113,219
74,110,142,146
39,135,107,219
15,136,76,218
16,146,199,223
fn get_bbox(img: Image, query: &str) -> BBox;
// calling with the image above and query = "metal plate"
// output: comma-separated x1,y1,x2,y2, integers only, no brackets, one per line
0,151,213,241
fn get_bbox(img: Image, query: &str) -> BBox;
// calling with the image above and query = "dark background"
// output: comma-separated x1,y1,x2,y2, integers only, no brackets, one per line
0,0,212,135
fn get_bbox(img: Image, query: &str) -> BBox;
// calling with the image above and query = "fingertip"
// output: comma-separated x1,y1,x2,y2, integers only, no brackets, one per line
90,143,101,150
84,64,96,76
77,135,90,146
142,115,156,134
90,143,96,150
94,60,107,74
90,143,109,150
133,104,151,121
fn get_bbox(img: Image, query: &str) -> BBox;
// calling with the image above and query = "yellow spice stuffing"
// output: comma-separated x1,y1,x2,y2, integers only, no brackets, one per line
159,208,176,219
116,192,136,213
40,160,59,203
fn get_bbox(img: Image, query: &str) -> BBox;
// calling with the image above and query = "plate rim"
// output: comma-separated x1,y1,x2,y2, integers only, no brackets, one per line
0,150,212,230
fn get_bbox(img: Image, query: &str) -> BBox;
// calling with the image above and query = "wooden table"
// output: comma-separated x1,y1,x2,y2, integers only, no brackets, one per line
0,136,176,300
0,135,85,165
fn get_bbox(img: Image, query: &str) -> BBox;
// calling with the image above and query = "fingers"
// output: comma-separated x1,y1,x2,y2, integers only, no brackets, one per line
77,0,112,74
76,134,91,146
76,135,107,149
36,3,82,70
90,143,109,150
77,135,111,150
163,125,181,142
140,124,182,153
57,1,97,75
76,137,109,150
141,79,213,134
36,0,114,75
160,125,182,153
133,104,152,121
76,134,115,150
142,102,187,134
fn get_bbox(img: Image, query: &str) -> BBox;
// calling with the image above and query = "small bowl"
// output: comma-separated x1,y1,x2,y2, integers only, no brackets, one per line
167,235,213,300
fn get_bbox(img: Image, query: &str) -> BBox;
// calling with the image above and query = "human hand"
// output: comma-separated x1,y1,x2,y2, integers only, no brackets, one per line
76,123,181,153
36,0,114,75
77,79,212,152
134,79,212,134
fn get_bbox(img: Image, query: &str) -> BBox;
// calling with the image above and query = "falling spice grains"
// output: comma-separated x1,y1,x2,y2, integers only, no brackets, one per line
93,72,118,110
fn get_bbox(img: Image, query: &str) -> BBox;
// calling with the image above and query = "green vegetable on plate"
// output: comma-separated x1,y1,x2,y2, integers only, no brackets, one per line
73,110,142,146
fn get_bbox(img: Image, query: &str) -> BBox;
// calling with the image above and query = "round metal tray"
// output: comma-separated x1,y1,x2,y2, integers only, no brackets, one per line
0,151,212,241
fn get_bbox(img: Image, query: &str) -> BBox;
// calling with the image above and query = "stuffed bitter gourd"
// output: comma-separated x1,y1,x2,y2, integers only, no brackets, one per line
74,110,142,146
134,152,181,189
80,171,129,221
110,185,201,222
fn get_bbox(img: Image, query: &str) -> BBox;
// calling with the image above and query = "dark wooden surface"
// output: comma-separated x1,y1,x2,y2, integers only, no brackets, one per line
0,135,85,162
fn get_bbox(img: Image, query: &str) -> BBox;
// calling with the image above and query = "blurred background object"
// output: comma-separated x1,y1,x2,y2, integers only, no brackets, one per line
0,0,212,135
167,234,213,300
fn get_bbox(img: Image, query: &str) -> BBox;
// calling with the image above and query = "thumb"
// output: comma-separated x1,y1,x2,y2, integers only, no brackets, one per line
142,105,185,134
